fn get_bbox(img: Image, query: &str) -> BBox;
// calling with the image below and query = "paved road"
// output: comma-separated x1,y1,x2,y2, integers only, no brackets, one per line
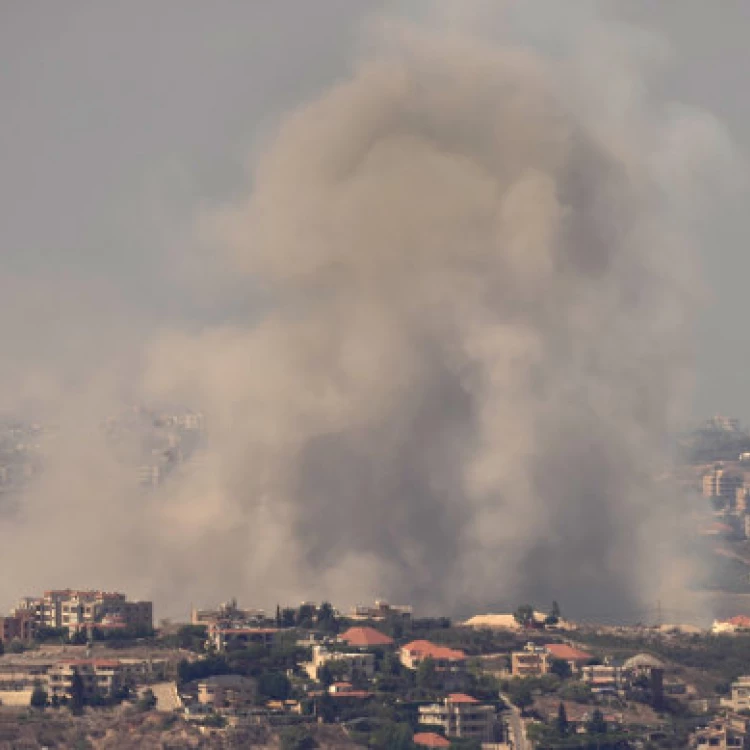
500,694,529,750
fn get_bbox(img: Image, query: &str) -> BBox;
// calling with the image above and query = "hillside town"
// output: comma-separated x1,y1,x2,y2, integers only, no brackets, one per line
4,589,750,748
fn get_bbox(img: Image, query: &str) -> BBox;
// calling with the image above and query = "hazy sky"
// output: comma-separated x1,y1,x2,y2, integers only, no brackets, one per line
1,0,748,423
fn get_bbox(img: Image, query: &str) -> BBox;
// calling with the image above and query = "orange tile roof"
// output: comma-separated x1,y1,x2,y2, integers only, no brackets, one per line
447,692,479,703
339,626,394,647
545,644,592,662
413,732,451,748
401,640,466,661
727,616,750,628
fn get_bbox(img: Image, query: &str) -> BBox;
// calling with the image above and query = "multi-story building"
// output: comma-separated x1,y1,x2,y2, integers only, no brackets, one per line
418,693,497,741
400,640,466,671
581,664,621,692
511,643,549,677
703,467,743,503
692,716,747,748
46,659,124,699
722,677,750,713
350,600,413,622
13,590,152,634
0,613,35,644
191,598,264,627
208,625,278,653
197,675,256,713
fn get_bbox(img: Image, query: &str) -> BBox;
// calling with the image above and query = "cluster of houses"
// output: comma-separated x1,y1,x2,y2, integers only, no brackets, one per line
0,654,169,707
0,589,153,644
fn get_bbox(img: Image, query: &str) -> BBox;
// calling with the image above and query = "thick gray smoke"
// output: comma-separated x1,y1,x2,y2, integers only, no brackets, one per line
143,24,704,617
1,13,731,620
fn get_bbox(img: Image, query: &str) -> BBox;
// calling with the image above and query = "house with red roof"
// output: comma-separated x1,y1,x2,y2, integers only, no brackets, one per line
413,731,451,748
338,626,394,648
713,615,750,634
400,640,467,671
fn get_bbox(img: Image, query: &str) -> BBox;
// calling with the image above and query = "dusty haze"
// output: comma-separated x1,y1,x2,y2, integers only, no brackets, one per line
0,6,736,621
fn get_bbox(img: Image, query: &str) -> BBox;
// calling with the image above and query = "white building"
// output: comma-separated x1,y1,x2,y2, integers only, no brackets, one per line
303,645,375,681
418,693,497,741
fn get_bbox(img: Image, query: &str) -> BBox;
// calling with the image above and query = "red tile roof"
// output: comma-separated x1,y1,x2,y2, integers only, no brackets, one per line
727,616,750,628
447,692,479,704
339,626,394,647
545,644,592,662
413,732,451,748
401,640,466,661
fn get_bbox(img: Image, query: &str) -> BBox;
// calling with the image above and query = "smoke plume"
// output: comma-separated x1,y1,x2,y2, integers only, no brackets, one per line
1,10,731,620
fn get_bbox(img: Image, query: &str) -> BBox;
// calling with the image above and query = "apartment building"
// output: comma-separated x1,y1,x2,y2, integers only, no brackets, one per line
581,664,621,692
511,643,549,677
350,600,412,622
722,677,750,713
703,467,743,503
0,613,35,644
46,659,124,699
13,590,152,634
693,716,747,748
418,693,497,741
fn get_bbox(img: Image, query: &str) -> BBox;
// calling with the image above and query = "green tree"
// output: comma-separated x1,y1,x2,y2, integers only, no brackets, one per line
8,638,24,654
508,682,533,712
545,600,561,626
513,604,535,628
316,692,336,723
316,602,337,633
137,688,157,712
30,685,48,709
280,726,318,750
550,658,572,680
69,669,85,715
560,680,593,704
587,707,607,735
416,657,437,690
297,604,315,629
259,671,291,700
317,663,334,688
276,604,282,628
371,721,414,750
556,702,569,736
380,649,401,676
